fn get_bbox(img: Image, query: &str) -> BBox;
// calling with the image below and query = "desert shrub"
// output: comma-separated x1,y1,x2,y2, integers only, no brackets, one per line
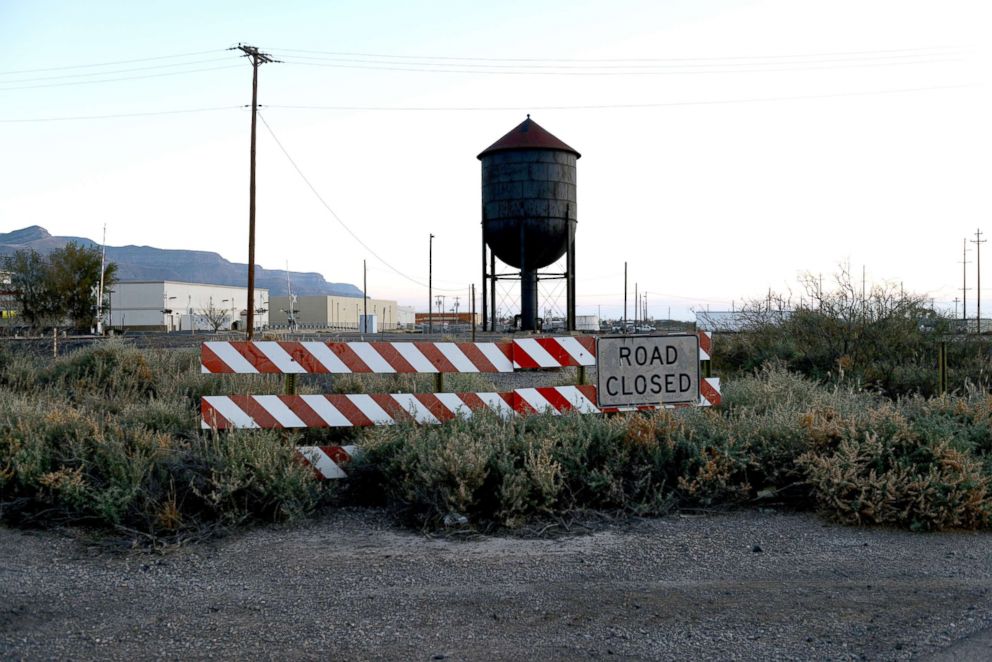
45,339,157,400
801,424,991,531
0,388,327,535
359,407,752,528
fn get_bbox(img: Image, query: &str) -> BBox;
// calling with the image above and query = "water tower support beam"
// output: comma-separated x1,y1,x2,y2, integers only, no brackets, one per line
490,250,497,331
481,231,488,331
567,210,576,332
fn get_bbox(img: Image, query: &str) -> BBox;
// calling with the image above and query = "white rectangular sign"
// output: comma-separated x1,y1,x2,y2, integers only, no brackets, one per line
596,334,700,408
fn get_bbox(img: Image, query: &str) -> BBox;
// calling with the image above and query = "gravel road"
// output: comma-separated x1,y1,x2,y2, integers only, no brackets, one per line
2,509,991,661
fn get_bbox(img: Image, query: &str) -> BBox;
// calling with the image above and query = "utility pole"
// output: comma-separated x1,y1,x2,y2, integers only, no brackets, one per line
362,259,368,338
962,238,972,323
954,297,960,318
96,223,106,335
623,262,628,333
974,229,986,333
237,44,276,341
428,233,434,334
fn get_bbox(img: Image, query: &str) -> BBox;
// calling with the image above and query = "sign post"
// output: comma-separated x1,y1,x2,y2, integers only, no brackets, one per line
595,334,700,408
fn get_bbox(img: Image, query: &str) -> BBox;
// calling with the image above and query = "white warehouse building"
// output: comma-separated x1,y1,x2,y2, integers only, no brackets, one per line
269,295,402,330
109,281,269,332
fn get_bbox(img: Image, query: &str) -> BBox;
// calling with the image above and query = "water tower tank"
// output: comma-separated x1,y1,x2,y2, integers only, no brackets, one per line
478,116,580,331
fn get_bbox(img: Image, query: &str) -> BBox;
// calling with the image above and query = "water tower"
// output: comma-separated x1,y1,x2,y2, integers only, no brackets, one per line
479,116,579,332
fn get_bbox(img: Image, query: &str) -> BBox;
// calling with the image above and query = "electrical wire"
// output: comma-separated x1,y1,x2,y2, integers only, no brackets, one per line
0,64,243,91
263,83,972,113
0,57,234,84
257,111,464,293
271,45,961,64
0,48,228,76
278,50,961,71
278,56,960,76
0,105,242,123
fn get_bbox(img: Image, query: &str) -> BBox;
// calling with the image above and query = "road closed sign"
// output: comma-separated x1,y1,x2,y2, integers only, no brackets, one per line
596,334,700,408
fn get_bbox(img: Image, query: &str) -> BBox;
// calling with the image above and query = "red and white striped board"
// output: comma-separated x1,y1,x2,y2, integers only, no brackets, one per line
201,337,598,374
297,444,359,480
698,331,713,362
201,379,721,430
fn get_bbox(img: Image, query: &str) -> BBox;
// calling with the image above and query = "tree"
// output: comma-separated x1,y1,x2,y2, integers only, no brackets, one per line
4,249,60,328
3,243,117,332
200,300,230,332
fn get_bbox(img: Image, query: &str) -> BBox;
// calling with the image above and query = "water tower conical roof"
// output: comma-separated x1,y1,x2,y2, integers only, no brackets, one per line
477,116,580,159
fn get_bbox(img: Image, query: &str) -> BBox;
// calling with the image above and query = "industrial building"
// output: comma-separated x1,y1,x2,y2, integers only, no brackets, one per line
414,312,480,327
269,295,402,330
108,281,269,332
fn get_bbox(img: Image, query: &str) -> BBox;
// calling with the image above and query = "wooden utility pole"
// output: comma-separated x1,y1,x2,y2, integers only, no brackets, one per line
237,44,276,340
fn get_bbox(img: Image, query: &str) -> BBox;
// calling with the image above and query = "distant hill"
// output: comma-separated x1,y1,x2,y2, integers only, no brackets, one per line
0,226,364,298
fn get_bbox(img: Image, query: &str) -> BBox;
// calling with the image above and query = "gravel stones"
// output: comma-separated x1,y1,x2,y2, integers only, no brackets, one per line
1,509,991,660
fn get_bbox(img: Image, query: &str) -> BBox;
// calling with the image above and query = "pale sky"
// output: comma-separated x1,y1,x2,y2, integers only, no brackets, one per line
1,1,989,320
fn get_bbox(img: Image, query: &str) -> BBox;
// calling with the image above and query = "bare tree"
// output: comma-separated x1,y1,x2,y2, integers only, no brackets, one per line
199,301,229,333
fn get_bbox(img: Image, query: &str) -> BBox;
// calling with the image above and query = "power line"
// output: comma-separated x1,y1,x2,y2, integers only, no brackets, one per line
278,55,961,76
5,82,967,123
280,50,960,71
271,45,961,64
0,56,233,84
0,64,242,91
0,105,241,123
256,111,463,293
263,83,971,113
0,48,228,76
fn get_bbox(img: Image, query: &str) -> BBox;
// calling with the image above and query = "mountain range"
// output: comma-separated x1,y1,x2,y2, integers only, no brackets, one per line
0,226,363,298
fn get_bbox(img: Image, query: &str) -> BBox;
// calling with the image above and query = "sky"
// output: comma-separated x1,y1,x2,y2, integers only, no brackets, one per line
1,0,989,321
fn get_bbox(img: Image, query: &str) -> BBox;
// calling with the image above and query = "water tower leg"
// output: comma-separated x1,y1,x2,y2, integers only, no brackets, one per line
521,269,538,331
481,237,488,331
490,250,497,331
567,218,576,332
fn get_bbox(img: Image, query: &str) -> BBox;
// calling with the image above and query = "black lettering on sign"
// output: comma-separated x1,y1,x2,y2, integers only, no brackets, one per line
619,347,631,366
606,376,619,396
667,345,678,363
680,373,691,392
650,374,663,394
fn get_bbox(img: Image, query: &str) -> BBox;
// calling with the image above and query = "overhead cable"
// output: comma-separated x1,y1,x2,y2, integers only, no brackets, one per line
257,112,464,292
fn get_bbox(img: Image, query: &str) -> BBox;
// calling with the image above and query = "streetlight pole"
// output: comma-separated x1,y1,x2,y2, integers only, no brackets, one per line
429,233,434,334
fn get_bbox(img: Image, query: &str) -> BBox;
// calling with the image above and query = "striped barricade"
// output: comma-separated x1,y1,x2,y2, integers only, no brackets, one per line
201,336,598,374
200,332,718,479
698,331,712,362
201,380,721,430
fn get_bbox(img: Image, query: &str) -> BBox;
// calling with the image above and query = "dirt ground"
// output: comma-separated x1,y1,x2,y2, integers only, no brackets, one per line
2,509,991,661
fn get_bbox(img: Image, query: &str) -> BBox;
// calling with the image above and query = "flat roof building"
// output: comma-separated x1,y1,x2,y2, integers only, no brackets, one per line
109,281,269,332
269,295,401,330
